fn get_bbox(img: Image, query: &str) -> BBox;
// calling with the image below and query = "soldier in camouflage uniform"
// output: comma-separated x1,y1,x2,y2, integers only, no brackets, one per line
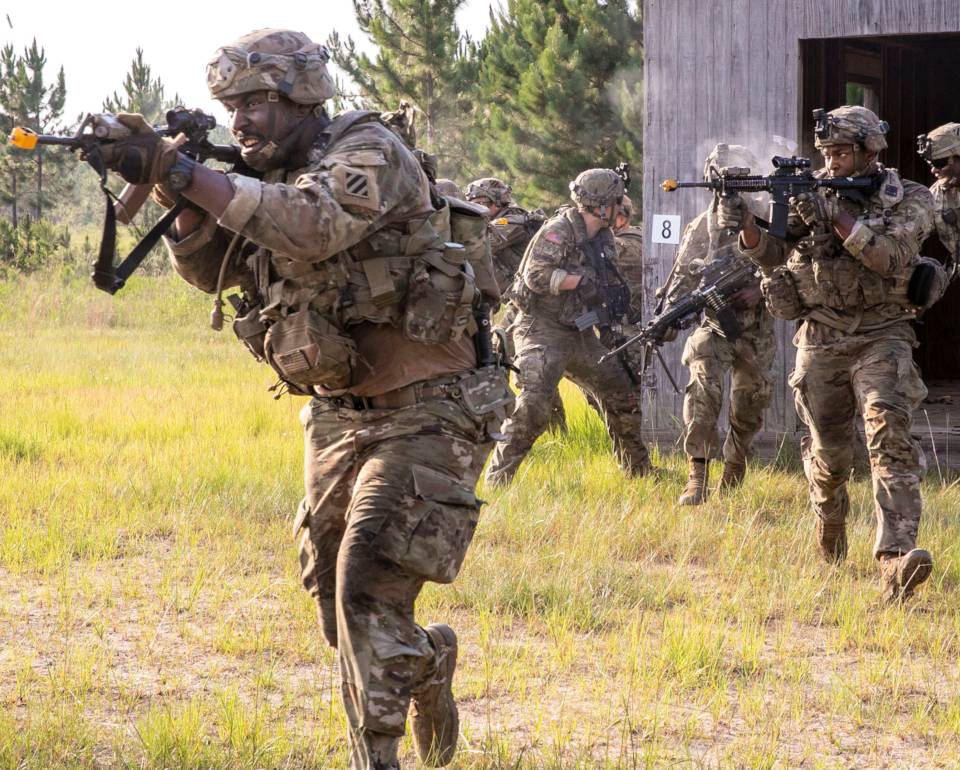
485,169,652,486
918,123,960,266
736,106,936,603
667,145,776,505
90,29,512,769
612,194,644,319
464,177,566,431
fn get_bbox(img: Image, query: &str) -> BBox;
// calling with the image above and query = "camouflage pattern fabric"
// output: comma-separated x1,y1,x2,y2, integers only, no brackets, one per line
743,166,935,560
931,179,960,260
681,317,774,462
485,312,649,485
296,387,504,770
488,205,545,295
613,225,645,319
671,206,775,463
791,329,926,557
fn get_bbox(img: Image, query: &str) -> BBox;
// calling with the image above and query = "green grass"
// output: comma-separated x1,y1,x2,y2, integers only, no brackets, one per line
2,272,960,767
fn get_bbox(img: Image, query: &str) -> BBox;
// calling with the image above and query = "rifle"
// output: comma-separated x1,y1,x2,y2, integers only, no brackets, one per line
8,108,243,294
661,155,882,239
598,260,758,369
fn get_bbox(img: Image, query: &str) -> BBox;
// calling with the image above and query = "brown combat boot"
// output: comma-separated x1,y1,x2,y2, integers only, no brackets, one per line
879,549,933,604
717,460,746,492
815,517,848,564
410,624,459,766
678,459,708,505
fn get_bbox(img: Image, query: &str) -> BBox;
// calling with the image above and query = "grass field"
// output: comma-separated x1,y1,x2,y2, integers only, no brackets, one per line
2,273,960,769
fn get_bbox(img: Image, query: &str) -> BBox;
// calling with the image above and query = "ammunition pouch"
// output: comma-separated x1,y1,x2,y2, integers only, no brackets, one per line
263,308,356,392
403,246,478,343
761,268,803,320
232,301,268,360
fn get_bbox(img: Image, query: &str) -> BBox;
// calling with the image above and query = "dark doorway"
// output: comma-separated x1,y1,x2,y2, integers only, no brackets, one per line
800,33,960,380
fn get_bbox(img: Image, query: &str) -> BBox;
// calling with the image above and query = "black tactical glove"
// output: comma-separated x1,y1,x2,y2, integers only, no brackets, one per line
86,113,182,186
576,274,602,305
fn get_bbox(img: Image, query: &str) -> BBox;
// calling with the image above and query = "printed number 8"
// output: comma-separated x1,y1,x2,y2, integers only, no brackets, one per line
661,220,672,240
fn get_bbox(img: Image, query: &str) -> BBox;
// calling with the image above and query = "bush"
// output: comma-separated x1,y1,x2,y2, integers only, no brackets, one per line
0,217,71,276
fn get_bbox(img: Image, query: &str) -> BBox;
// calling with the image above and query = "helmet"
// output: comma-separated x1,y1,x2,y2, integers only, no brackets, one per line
435,178,463,198
465,177,512,206
207,29,334,105
918,123,960,163
381,101,417,149
569,168,624,209
703,143,758,180
813,106,888,152
619,194,634,220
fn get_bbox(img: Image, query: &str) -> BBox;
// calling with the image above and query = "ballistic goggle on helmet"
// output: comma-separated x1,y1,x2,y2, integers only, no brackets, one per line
465,177,512,206
703,143,758,180
569,168,625,209
918,123,960,167
812,106,889,152
207,28,335,105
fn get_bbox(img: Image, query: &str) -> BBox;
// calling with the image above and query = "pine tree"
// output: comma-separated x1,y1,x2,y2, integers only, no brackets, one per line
328,0,480,178
0,44,30,227
475,0,643,208
18,40,69,221
103,48,167,122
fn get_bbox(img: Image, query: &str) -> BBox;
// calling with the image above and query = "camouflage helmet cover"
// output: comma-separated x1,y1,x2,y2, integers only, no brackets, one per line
465,177,512,206
813,105,889,152
435,178,463,198
207,28,335,105
569,168,625,209
918,122,960,162
703,143,758,180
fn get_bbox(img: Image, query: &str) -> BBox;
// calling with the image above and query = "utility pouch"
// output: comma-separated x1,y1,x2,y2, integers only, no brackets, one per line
454,367,514,419
402,251,477,343
232,303,268,361
263,308,356,391
761,268,803,320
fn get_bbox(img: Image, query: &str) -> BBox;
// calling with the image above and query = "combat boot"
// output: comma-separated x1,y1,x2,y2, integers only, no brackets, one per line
815,517,847,564
410,624,459,766
678,459,708,505
879,549,933,604
717,460,746,493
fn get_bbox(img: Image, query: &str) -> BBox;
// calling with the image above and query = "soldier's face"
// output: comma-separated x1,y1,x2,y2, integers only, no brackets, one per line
223,90,308,153
932,156,960,186
470,197,500,219
820,145,857,177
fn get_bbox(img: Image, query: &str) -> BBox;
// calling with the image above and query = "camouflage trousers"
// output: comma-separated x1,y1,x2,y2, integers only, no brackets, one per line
485,312,650,485
295,372,507,770
681,317,775,463
790,333,927,558
496,303,566,432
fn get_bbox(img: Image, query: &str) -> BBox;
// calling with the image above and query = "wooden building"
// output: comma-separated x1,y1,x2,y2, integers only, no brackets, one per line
640,0,960,458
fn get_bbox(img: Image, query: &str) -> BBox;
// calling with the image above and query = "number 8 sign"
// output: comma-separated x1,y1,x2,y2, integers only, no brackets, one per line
651,214,681,245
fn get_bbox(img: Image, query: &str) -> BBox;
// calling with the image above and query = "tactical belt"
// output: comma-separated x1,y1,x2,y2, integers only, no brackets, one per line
328,373,465,410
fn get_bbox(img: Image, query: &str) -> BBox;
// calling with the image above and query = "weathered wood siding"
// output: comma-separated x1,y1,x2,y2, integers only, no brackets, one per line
641,0,960,444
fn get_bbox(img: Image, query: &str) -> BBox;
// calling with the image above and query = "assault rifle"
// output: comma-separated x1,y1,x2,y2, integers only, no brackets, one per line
8,108,243,294
661,155,882,239
598,260,758,371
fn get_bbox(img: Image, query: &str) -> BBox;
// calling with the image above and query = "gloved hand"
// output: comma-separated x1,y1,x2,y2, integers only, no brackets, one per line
731,283,764,310
576,274,601,305
661,324,680,342
792,191,839,232
87,113,182,185
716,193,747,230
151,183,179,209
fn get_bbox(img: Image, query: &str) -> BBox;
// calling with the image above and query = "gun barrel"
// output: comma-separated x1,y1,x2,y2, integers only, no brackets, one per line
8,127,77,151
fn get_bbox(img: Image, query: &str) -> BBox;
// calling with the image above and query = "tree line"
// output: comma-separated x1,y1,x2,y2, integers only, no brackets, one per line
0,0,642,273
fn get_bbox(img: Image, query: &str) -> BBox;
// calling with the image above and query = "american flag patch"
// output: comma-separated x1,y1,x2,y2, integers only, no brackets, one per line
544,231,564,244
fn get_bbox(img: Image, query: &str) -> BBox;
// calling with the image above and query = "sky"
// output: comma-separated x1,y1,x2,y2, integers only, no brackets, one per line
3,0,500,127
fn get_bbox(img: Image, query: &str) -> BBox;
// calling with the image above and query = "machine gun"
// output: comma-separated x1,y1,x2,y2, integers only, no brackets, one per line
8,108,243,294
598,260,758,373
661,155,882,239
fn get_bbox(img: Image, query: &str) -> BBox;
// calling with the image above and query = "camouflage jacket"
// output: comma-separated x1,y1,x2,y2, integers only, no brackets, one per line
931,179,960,261
512,207,627,328
613,225,644,319
164,111,498,396
742,166,934,342
668,204,766,334
487,205,546,294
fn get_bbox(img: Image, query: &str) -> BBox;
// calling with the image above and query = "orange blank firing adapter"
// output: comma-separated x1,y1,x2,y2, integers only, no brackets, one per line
661,179,679,192
9,127,39,150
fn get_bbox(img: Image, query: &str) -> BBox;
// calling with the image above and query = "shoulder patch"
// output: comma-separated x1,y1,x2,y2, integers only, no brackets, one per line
544,231,564,244
332,164,381,211
885,184,899,197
